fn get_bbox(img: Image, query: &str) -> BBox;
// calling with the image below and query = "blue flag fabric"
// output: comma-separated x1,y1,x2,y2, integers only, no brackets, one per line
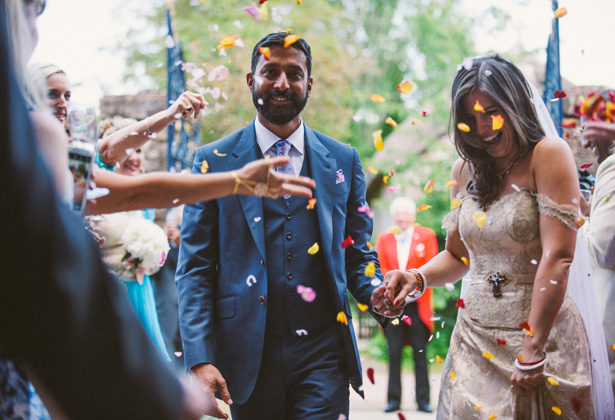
166,8,193,171
543,0,563,137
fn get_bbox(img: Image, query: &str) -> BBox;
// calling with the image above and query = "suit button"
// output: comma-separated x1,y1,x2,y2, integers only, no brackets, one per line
260,260,265,267
286,273,293,280
285,213,292,221
259,296,266,305
286,253,293,261
287,291,293,298
286,232,293,240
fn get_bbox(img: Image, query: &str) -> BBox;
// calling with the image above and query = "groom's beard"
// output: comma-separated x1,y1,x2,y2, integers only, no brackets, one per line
252,88,309,125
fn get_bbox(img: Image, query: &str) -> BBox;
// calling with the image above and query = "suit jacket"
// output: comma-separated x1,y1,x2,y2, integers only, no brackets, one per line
177,121,384,404
375,227,438,331
0,10,184,419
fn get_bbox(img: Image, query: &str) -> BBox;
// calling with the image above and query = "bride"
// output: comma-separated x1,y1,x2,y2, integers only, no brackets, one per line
385,54,613,418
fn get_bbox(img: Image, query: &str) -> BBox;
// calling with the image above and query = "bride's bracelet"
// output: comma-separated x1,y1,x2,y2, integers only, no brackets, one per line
231,171,256,195
407,268,427,299
514,352,547,371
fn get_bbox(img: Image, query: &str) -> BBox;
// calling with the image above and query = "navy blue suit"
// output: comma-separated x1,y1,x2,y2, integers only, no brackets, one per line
177,121,383,413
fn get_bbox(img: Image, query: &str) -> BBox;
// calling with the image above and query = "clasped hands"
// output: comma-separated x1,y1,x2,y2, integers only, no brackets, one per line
370,269,419,317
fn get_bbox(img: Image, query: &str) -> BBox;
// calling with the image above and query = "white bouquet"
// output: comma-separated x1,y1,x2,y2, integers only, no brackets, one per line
121,218,170,284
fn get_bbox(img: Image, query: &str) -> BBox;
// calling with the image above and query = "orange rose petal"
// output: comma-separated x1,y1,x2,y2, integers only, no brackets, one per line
519,321,534,337
482,351,494,360
217,36,238,50
306,198,317,210
382,175,389,184
373,130,384,151
492,115,504,130
474,100,485,113
611,344,615,352
461,256,469,266
370,94,386,103
554,7,567,18
336,311,348,325
368,166,377,174
389,167,395,177
457,122,471,132
200,160,209,174
424,178,434,194
474,405,484,410
445,180,457,189
284,34,300,48
258,46,270,60
396,81,414,94
417,204,432,213
385,117,398,128
436,355,443,364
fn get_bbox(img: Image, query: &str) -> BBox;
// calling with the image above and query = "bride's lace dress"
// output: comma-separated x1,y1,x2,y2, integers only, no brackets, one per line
438,188,594,419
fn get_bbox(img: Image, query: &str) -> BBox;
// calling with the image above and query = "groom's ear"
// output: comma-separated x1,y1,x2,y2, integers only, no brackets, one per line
247,72,254,91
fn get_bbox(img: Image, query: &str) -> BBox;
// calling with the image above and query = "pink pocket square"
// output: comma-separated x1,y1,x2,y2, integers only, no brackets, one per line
336,169,345,184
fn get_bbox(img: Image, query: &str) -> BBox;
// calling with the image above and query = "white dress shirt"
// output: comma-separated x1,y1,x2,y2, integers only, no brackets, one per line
395,226,414,271
254,117,305,176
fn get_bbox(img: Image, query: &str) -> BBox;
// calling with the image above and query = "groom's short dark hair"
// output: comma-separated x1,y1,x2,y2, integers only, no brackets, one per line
251,32,312,77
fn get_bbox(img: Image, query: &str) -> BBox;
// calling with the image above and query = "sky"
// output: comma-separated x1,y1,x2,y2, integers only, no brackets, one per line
30,0,615,105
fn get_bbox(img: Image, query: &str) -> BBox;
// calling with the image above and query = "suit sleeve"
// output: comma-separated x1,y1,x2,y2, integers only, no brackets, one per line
176,147,219,370
0,17,184,419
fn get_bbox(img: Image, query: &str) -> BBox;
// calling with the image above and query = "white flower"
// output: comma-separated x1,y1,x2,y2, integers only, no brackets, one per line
122,219,170,270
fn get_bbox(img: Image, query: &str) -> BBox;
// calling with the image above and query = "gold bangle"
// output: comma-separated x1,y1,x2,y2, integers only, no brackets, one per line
231,171,257,195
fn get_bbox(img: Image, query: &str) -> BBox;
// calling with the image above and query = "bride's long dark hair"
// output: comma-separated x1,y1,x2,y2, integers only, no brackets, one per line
450,55,546,207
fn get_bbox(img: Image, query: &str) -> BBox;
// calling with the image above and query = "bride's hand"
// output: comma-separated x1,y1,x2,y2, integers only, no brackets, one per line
510,365,544,396
234,157,316,198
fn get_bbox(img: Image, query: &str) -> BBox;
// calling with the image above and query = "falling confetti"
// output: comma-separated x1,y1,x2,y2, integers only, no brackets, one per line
457,122,471,132
243,3,262,19
397,413,406,420
553,90,567,99
492,115,504,130
548,377,559,386
417,204,432,213
385,117,398,128
296,285,316,302
554,7,567,18
386,226,402,235
284,34,300,48
391,318,400,326
422,111,429,117
456,298,465,309
217,36,238,50
560,118,578,129
258,46,270,60
531,259,538,265
473,210,487,227
336,311,348,325
382,175,389,184
402,316,412,326
307,242,320,255
571,396,582,414
387,185,401,193
306,198,317,209
451,197,463,210
474,405,484,410
552,406,562,416
213,149,227,156
424,178,434,193
445,180,457,189
369,94,386,103
341,236,355,249
436,355,443,364
358,206,374,218
580,163,593,171
367,367,375,384
460,256,469,266
258,1,268,19
368,167,377,174
125,148,135,155
482,351,494,360
550,279,558,284
295,329,308,336
371,278,382,287
496,338,507,345
444,282,455,291
364,262,376,277
450,371,456,380
396,81,414,94
254,217,261,222
366,241,374,250
462,57,473,70
357,303,369,311
519,321,534,337
611,344,615,352
474,101,485,113
373,130,384,151
200,160,209,174
488,414,498,420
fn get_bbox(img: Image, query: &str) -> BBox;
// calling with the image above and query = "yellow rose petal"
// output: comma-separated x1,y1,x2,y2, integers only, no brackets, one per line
547,377,559,386
368,166,377,174
213,149,227,156
391,318,400,325
284,34,300,48
370,94,386,103
364,262,376,277
200,160,209,174
307,242,319,255
450,371,456,380
457,122,471,132
461,256,470,266
488,414,498,420
491,115,504,130
386,226,402,235
382,175,389,184
552,406,562,416
424,178,434,194
336,311,348,325
385,117,398,128
482,351,494,360
357,303,369,312
366,241,374,250
396,81,414,94
474,100,485,113
373,130,383,151
451,197,463,210
417,204,432,213
474,405,484,410
473,210,487,227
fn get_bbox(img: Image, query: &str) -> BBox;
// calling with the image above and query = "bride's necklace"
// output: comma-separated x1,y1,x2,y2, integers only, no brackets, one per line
496,153,523,183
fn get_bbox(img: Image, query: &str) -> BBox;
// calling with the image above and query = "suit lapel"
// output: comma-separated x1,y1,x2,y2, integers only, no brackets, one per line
229,123,266,264
304,126,336,258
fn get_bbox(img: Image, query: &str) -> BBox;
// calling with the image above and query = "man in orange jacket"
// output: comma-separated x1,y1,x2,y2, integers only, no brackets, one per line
375,197,438,413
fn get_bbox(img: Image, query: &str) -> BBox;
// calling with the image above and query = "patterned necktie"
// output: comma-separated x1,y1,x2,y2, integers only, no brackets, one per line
275,140,294,201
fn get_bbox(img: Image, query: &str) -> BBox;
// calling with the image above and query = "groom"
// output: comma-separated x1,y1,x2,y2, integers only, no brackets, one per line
176,32,408,419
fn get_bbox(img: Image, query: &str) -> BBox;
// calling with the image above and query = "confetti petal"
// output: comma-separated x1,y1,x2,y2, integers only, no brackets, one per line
460,256,469,266
243,3,262,19
553,90,567,99
391,318,400,326
424,178,434,194
580,163,593,171
554,7,567,18
491,115,504,130
341,236,355,249
611,344,615,352
445,180,457,189
474,100,485,113
436,355,443,364
357,206,374,218
472,210,487,227
519,321,534,337
295,329,308,336
200,160,209,174
386,226,402,235
482,351,494,360
307,242,319,255
367,367,375,384
571,396,582,413
336,311,348,325
258,46,270,60
369,94,386,103
552,406,562,416
217,36,238,50
387,184,401,193
396,81,414,94
357,303,369,312
488,414,498,420
450,371,456,380
306,198,317,210
474,405,484,410
368,167,377,174
213,149,227,156
445,282,455,291
397,413,406,420
364,262,376,277
402,316,412,326
456,298,465,309
284,34,300,48
547,377,559,386
422,111,429,117
457,122,471,132
417,204,432,213
296,285,316,302
366,241,374,250
373,130,384,151
385,117,398,128
496,338,507,345
258,1,268,19
451,197,463,210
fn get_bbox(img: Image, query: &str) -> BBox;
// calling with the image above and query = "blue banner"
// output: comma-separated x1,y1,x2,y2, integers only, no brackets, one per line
543,0,563,137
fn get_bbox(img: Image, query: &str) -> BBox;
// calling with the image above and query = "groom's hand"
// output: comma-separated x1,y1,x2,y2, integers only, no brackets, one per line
370,285,405,317
191,363,233,419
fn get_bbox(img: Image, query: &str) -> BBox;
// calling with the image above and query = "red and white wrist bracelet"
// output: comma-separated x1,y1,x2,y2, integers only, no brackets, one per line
514,352,547,371
407,268,427,300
